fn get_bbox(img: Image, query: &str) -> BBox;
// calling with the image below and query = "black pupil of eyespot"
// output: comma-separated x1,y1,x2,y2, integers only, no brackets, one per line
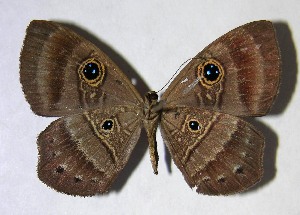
83,62,100,80
102,120,113,130
203,63,220,81
189,121,200,131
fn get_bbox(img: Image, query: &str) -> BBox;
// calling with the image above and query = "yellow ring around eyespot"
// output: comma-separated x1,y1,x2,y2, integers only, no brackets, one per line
197,59,224,88
78,58,106,87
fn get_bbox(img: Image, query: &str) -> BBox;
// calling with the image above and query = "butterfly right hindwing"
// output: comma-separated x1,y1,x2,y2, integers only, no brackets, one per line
160,107,264,195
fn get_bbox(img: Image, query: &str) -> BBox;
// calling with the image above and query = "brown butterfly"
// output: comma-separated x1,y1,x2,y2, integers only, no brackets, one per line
20,20,280,196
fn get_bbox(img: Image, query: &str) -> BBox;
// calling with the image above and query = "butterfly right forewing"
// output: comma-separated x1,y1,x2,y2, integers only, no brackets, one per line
162,21,280,117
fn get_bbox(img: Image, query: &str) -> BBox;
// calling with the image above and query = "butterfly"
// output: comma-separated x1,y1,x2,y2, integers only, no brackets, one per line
20,20,280,196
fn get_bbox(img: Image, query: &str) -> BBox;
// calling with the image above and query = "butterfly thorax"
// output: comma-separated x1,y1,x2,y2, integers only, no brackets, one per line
143,91,162,119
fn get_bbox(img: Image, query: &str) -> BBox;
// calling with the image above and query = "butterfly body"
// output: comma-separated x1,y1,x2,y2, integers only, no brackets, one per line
20,20,280,196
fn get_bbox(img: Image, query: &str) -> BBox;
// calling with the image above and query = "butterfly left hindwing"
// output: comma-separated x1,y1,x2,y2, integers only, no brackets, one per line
37,107,141,196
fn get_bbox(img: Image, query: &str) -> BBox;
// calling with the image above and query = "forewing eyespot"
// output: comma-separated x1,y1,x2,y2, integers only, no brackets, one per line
197,59,224,87
78,58,105,87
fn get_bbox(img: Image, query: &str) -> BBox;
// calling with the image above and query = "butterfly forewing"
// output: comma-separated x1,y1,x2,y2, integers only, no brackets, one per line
162,21,280,117
20,20,143,117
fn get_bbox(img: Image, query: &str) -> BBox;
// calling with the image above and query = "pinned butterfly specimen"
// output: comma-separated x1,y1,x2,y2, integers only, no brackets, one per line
20,20,280,196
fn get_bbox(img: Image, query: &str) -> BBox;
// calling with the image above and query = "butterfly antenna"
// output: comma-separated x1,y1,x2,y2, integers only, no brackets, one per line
156,57,198,93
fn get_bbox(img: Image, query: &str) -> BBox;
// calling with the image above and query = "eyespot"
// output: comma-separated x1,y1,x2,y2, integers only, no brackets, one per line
78,58,105,87
188,120,202,132
197,59,224,87
55,165,65,174
101,119,114,131
234,165,244,174
202,176,211,183
83,62,99,80
74,176,83,183
204,64,220,81
217,175,226,183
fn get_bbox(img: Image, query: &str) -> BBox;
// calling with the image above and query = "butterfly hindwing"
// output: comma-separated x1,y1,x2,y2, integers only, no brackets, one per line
37,107,142,196
160,107,264,195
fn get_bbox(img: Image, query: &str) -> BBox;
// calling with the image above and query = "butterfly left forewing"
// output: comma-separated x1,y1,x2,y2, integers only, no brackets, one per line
160,107,264,195
37,106,142,196
20,20,143,117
